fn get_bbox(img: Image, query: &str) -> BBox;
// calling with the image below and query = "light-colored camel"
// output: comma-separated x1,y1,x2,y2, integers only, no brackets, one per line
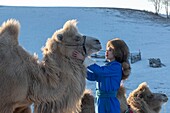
0,19,101,113
80,89,95,113
82,82,168,113
126,82,168,113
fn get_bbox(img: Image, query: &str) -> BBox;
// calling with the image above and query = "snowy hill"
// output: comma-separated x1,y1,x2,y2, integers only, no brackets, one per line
0,6,169,112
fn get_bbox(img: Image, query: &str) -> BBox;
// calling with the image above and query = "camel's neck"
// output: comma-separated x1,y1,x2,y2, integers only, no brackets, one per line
29,51,86,112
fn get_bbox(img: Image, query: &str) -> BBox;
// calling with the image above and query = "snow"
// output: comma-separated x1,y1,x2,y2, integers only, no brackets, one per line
0,6,169,112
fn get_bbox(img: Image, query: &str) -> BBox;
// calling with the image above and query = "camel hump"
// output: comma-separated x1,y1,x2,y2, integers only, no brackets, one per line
0,19,20,46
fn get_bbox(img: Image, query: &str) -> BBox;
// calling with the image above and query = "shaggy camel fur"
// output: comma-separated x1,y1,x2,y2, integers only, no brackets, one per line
117,85,129,113
0,19,101,113
82,82,168,113
80,89,95,113
127,82,168,113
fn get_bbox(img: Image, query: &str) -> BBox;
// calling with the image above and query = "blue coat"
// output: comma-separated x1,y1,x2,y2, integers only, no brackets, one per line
86,61,122,113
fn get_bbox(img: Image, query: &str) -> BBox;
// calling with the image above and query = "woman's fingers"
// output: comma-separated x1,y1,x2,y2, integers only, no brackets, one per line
72,51,78,57
72,51,84,60
74,50,78,54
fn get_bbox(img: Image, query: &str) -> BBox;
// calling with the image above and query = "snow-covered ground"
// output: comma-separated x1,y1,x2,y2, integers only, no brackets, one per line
0,6,169,112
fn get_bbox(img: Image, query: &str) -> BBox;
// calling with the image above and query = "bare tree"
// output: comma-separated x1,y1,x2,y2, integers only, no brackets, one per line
162,0,170,18
148,0,162,14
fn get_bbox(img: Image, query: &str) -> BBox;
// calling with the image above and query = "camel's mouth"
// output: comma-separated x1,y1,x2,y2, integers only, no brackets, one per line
161,94,168,102
163,97,168,102
85,36,102,54
94,42,102,51
91,47,102,53
92,43,102,51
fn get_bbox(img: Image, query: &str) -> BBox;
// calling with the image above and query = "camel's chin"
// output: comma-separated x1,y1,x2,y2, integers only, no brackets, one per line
94,46,102,52
90,48,101,55
163,101,168,105
92,44,102,50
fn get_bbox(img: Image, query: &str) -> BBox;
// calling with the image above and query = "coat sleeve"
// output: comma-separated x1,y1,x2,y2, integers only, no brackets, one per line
83,57,95,67
86,70,97,81
87,62,122,77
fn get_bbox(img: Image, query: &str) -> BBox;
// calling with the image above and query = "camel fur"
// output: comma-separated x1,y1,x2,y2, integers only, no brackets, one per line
80,89,95,113
0,19,101,113
81,82,168,113
117,85,129,113
127,82,168,113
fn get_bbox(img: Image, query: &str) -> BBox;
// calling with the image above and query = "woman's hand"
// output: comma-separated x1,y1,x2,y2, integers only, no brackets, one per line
73,50,95,67
72,50,85,61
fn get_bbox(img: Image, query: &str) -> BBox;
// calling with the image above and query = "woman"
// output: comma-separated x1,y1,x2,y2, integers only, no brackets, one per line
73,38,131,113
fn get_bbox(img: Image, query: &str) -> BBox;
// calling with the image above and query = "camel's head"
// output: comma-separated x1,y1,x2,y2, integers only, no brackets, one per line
127,82,168,112
81,89,95,113
43,19,101,58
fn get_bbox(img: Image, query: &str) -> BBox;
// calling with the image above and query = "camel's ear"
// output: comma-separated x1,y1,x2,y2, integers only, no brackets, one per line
57,34,63,41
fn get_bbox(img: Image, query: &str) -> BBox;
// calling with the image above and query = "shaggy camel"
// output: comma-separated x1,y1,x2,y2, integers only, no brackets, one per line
126,82,168,113
0,19,101,113
80,89,95,113
82,82,168,113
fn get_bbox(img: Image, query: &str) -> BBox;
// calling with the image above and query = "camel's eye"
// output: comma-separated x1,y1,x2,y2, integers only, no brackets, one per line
138,94,143,98
57,34,63,41
75,36,81,41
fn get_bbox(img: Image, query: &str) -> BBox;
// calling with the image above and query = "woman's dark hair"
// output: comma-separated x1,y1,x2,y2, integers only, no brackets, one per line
107,38,131,80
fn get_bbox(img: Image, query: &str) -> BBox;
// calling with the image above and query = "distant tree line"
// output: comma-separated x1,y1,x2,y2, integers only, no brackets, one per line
148,0,170,18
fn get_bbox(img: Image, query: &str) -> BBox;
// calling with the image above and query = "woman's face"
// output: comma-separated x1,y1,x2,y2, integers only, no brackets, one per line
105,47,115,62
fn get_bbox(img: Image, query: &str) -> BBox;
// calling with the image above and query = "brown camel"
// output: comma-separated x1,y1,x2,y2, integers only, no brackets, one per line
81,82,168,113
80,89,95,113
126,82,168,113
0,19,101,113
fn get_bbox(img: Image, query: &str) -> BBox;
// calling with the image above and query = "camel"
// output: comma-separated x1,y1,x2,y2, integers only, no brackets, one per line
0,19,101,113
80,89,95,113
126,82,168,113
82,82,168,113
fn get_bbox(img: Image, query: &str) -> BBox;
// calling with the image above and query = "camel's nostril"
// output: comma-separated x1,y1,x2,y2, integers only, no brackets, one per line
95,40,101,44
162,94,167,97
